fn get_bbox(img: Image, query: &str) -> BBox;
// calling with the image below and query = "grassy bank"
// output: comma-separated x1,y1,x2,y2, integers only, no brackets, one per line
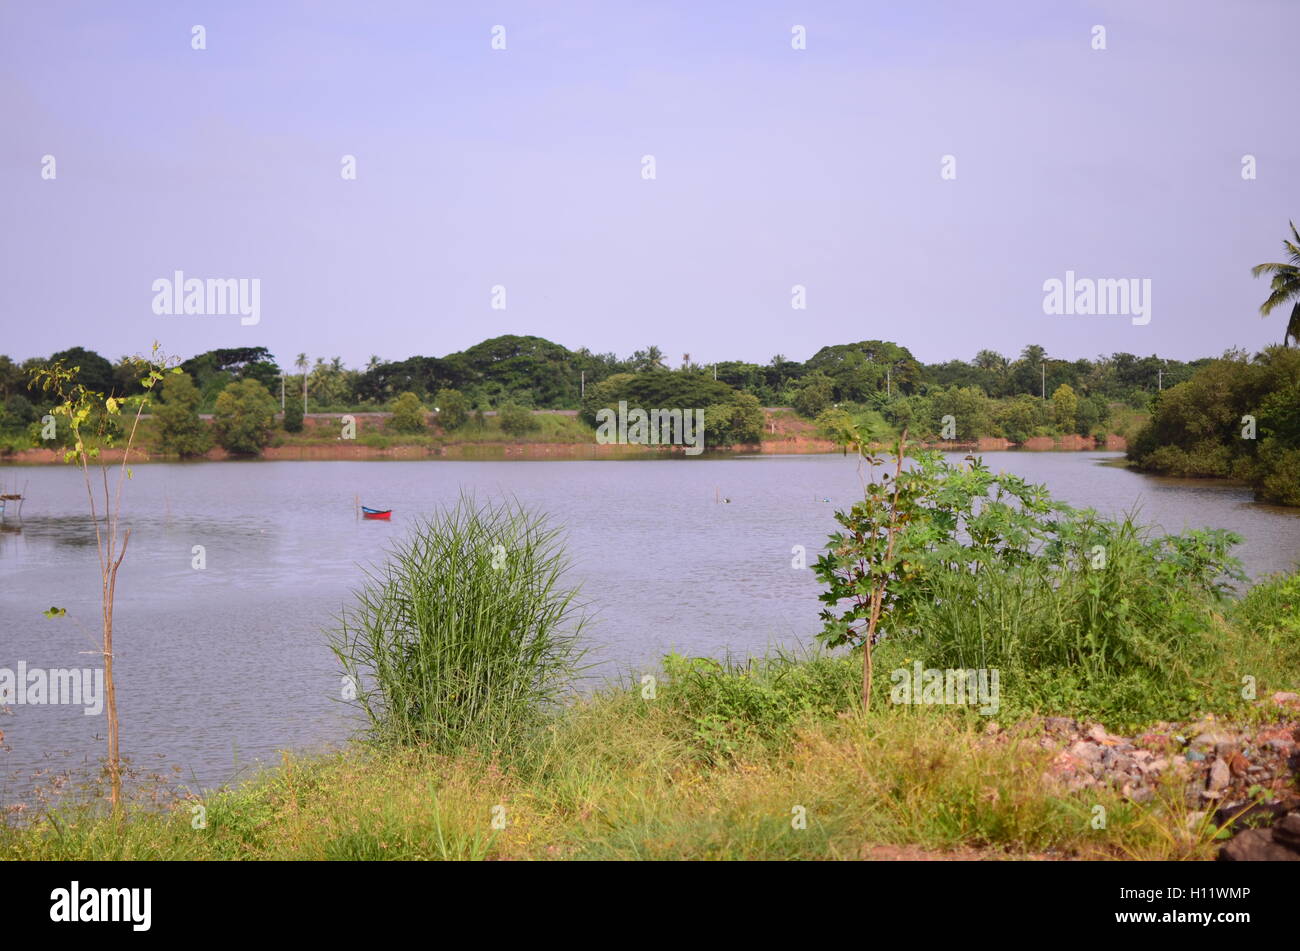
4,569,1298,861
0,701,1207,861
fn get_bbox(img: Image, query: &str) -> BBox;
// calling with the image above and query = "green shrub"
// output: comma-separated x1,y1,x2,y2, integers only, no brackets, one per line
1255,444,1300,505
434,388,470,431
282,397,304,433
498,403,539,436
388,392,427,434
1233,570,1300,647
815,407,854,442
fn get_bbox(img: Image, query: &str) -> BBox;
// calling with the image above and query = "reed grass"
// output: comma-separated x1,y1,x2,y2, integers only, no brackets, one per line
328,494,589,754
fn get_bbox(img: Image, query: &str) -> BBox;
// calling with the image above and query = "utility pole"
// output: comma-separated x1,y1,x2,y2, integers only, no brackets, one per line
886,366,891,399
580,370,585,399
1158,368,1163,391
713,364,717,381
1041,363,1046,400
280,375,285,411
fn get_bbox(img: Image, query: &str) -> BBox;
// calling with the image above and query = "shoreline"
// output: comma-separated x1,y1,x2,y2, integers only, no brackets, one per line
0,433,1131,465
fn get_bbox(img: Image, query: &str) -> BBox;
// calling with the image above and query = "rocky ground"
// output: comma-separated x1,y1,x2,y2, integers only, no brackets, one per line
1013,692,1300,859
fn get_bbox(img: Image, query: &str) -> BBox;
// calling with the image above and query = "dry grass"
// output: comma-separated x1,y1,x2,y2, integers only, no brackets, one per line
0,698,1225,861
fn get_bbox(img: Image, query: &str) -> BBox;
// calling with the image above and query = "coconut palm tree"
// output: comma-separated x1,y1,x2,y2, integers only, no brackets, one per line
295,352,308,413
631,345,666,372
1019,344,1047,366
1251,221,1300,346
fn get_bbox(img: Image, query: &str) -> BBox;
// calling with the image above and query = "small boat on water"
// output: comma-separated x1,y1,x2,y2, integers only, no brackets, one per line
361,506,392,520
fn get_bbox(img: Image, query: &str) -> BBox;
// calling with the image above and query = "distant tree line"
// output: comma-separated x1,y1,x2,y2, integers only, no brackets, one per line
0,336,1205,411
0,334,1210,453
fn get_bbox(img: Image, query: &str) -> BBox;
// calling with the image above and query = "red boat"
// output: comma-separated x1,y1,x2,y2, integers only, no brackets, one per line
361,506,391,520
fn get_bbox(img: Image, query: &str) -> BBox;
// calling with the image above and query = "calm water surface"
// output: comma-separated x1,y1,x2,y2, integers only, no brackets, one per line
2,452,1297,801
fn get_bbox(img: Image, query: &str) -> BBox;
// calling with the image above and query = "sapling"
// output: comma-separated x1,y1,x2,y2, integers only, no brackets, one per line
31,343,178,812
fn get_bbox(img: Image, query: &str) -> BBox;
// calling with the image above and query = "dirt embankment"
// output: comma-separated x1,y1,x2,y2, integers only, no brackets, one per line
2,411,1128,464
759,414,1128,455
4,442,670,464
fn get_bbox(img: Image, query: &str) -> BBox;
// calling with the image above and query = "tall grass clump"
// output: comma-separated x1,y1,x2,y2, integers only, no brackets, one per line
329,494,589,753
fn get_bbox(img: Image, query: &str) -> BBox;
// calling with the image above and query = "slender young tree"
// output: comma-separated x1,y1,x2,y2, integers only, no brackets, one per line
31,343,177,812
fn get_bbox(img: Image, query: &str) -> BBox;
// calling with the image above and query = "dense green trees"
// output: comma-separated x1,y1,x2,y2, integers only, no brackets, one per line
578,369,764,448
181,347,282,409
791,371,834,418
355,335,603,408
713,361,774,402
4,335,1198,430
212,379,278,455
307,357,360,409
1129,346,1300,504
154,372,213,457
48,347,118,395
579,372,735,427
804,340,922,402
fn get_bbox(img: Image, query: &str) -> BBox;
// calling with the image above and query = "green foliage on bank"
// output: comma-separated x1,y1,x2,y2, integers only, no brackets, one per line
212,379,278,455
154,372,213,457
1129,345,1300,504
387,392,428,434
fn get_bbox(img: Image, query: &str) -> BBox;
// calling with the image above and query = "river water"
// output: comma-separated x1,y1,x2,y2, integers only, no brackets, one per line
1,452,1297,802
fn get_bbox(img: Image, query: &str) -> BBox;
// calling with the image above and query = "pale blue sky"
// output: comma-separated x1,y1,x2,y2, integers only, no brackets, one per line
2,0,1297,368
